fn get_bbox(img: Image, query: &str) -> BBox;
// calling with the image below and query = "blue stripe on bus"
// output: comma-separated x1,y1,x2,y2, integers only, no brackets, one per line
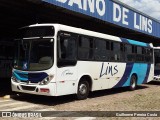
120,38,150,47
127,39,148,47
28,72,48,83
113,62,134,88
147,44,151,48
120,38,129,44
123,63,148,86
143,64,151,83
113,63,150,88
13,71,28,81
13,71,48,82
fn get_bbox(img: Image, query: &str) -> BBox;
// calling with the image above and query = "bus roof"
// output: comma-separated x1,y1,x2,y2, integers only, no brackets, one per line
29,23,153,47
154,47,160,49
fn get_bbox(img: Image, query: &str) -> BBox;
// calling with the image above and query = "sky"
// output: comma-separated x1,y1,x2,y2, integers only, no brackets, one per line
118,0,160,20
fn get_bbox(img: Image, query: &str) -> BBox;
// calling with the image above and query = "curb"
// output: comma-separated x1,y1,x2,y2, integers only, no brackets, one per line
3,95,11,99
2,94,19,99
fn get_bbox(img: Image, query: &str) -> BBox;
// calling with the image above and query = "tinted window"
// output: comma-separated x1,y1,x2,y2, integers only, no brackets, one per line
137,47,142,54
57,32,77,67
132,46,137,53
59,36,76,60
126,44,134,61
113,42,121,61
155,49,160,65
144,48,153,63
95,39,108,60
136,47,144,62
78,36,94,60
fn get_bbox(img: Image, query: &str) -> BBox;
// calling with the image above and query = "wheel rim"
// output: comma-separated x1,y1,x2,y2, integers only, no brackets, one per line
79,84,87,95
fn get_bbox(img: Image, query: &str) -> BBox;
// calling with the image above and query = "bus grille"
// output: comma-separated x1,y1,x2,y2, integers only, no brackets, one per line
21,85,36,91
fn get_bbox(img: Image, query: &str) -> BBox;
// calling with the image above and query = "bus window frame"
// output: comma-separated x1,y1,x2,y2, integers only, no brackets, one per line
57,31,78,68
57,31,154,65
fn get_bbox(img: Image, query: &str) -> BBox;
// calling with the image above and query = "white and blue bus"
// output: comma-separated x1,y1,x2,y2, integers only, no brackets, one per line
11,24,154,100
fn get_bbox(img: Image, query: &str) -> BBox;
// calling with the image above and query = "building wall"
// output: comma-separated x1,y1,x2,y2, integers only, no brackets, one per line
42,0,160,39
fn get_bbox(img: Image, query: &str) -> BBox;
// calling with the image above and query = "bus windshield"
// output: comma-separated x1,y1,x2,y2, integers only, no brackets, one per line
14,39,54,71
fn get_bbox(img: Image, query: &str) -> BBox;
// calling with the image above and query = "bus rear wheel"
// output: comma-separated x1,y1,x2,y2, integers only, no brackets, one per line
77,81,89,100
130,75,137,91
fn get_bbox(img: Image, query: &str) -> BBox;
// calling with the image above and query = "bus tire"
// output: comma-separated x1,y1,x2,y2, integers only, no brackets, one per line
77,80,89,100
129,75,137,91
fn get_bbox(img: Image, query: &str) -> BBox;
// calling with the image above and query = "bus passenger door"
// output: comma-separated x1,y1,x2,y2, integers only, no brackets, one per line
56,32,78,96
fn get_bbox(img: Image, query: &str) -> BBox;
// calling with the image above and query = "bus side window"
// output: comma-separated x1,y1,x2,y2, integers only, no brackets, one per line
78,36,94,60
126,44,133,62
95,39,108,61
144,48,153,63
57,32,77,67
155,49,160,65
113,42,120,61
120,43,125,61
136,47,144,62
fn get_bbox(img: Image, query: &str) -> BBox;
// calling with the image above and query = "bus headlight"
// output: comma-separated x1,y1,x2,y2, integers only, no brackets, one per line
39,75,54,85
11,75,19,83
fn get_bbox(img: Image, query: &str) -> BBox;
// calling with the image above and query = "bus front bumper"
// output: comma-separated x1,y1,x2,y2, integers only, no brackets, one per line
11,80,57,96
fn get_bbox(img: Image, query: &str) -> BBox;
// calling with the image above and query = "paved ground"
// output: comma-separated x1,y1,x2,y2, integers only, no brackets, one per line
0,79,160,120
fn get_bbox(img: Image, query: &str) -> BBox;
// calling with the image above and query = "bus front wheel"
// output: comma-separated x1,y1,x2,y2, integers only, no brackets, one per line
77,81,89,100
130,75,137,91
